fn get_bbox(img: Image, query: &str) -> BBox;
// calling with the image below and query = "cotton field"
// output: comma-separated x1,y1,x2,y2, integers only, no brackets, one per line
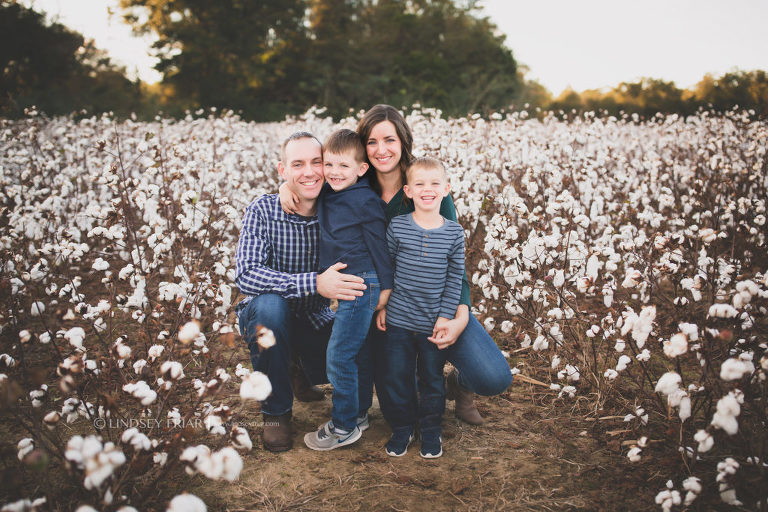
0,107,766,510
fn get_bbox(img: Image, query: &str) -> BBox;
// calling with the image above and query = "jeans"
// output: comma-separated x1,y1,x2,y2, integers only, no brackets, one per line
383,325,448,434
236,294,331,416
326,271,379,432
372,311,513,425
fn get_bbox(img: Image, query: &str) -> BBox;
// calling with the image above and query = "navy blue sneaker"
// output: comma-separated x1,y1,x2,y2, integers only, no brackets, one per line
385,428,415,457
420,430,442,459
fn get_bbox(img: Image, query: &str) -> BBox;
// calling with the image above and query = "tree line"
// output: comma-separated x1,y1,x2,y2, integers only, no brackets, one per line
2,0,766,120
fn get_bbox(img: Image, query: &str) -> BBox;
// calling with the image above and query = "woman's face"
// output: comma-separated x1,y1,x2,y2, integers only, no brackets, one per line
365,121,402,176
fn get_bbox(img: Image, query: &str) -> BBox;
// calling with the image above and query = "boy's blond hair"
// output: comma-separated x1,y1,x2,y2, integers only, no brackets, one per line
323,129,365,163
405,156,447,183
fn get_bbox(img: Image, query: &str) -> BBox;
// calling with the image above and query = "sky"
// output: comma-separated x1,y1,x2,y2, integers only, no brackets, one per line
19,0,768,96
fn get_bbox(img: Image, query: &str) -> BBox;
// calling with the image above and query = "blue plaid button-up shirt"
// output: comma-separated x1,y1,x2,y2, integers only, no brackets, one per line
235,194,333,329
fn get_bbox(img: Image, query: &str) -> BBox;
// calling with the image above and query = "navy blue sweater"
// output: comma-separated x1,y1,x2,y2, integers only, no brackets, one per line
317,180,394,290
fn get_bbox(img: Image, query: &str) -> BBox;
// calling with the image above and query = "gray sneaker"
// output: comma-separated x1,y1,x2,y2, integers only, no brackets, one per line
304,420,362,451
357,413,370,432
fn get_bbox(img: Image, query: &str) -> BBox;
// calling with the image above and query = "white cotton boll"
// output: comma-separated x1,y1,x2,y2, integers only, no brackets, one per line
133,359,147,374
75,506,99,512
699,228,717,243
631,306,655,348
553,269,565,288
204,415,225,436
167,494,207,512
663,334,688,358
231,426,252,451
682,476,701,505
532,335,548,351
30,301,45,316
694,430,714,452
148,344,164,361
636,349,651,362
678,322,698,341
549,383,561,391
551,355,561,369
240,371,272,401
655,488,682,512
708,303,738,318
64,327,86,351
178,321,201,344
19,330,32,343
679,396,691,422
604,369,618,380
626,446,642,462
615,355,632,372
483,317,496,332
256,326,276,349
558,385,576,398
720,488,742,506
711,394,741,435
622,268,642,288
585,255,599,281
160,361,185,380
39,332,50,344
564,364,580,382
720,358,751,381
614,339,626,352
17,438,34,460
216,447,242,482
655,372,681,395
92,258,109,271
500,320,514,333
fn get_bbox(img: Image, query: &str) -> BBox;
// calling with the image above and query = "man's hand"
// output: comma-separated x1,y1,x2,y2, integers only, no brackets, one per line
317,262,366,300
376,309,387,331
428,305,470,350
278,182,300,215
375,289,391,311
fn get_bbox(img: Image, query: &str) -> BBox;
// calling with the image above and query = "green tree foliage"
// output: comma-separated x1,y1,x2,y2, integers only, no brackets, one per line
0,1,143,117
119,0,520,120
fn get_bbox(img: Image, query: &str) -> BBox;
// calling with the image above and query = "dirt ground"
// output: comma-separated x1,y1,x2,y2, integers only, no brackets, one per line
188,380,661,512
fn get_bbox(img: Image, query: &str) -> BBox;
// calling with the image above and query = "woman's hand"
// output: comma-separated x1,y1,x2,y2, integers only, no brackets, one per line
278,182,300,214
428,305,469,349
376,309,387,331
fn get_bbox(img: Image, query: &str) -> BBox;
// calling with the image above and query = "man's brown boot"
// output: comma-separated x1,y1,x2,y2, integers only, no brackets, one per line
446,369,484,425
290,360,325,402
262,412,293,452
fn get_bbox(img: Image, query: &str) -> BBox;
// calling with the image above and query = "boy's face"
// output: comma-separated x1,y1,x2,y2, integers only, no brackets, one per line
323,150,369,192
403,166,450,213
278,137,324,202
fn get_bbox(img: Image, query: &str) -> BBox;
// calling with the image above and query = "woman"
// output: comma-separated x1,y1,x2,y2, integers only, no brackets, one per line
357,105,512,425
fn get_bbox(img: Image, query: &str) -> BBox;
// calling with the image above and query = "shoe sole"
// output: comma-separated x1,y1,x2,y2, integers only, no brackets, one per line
385,435,414,457
303,427,362,451
420,448,443,459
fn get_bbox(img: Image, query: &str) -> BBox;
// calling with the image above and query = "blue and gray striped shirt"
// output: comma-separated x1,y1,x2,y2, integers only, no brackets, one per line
385,214,465,334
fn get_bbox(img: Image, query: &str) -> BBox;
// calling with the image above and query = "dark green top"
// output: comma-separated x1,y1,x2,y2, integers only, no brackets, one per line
383,188,471,306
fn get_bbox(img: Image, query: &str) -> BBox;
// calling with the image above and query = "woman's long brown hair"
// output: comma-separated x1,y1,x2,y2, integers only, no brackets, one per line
356,104,414,197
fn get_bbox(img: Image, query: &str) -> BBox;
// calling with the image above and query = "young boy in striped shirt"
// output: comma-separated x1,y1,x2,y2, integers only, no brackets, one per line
375,156,465,458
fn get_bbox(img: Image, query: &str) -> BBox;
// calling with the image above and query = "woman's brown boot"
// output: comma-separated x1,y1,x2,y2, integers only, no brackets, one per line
446,369,484,425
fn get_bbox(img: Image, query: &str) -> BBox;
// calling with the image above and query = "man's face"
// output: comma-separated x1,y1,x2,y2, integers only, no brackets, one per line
278,137,324,202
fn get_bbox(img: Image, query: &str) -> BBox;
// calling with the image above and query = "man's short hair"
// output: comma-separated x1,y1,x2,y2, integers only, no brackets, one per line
281,131,322,162
323,129,365,163
406,156,446,183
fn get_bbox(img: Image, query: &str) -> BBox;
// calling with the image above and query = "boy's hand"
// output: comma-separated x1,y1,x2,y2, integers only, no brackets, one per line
376,309,387,331
278,182,300,214
375,289,391,311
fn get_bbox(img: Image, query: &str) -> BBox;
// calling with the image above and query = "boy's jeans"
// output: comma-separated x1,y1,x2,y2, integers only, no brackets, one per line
236,293,331,416
382,325,448,436
327,271,379,432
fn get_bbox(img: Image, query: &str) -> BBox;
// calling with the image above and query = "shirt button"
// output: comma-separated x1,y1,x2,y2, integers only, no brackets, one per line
423,252,427,256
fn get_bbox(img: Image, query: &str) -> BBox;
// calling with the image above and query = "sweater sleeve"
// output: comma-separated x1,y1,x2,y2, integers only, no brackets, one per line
438,226,465,319
439,194,471,306
360,195,394,289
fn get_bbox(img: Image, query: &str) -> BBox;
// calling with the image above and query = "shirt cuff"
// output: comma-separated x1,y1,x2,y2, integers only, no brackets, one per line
296,272,318,297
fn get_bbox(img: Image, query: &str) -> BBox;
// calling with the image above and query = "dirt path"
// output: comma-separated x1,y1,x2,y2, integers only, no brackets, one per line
190,383,657,511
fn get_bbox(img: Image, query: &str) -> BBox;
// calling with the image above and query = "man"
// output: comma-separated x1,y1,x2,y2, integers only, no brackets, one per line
235,132,366,452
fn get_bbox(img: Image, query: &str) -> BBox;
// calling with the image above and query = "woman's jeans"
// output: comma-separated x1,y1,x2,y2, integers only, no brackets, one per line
326,271,379,432
236,293,331,416
372,312,513,426
383,325,447,435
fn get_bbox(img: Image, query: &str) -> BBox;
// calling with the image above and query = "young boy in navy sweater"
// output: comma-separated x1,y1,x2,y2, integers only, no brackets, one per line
304,129,394,450
376,157,464,458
